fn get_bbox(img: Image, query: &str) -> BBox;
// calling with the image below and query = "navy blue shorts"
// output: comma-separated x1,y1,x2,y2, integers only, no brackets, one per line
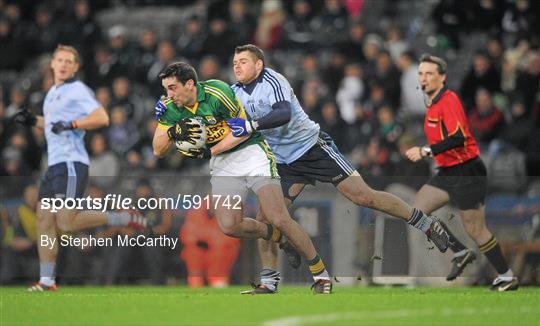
38,162,89,199
277,131,355,201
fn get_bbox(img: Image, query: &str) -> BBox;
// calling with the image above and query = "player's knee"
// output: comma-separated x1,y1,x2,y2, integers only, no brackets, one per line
256,210,268,222
221,229,237,238
56,219,75,232
261,205,289,224
36,212,49,224
56,222,74,233
267,216,290,232
37,209,55,229
219,224,240,238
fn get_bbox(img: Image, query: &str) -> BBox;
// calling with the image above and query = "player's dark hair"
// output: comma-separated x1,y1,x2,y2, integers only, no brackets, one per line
419,53,447,75
474,50,490,58
378,49,391,58
158,62,198,84
401,50,417,62
136,177,153,189
235,44,265,65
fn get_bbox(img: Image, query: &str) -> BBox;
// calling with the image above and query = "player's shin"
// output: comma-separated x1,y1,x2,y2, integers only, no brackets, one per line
258,238,278,270
264,214,330,280
257,240,280,291
36,208,58,287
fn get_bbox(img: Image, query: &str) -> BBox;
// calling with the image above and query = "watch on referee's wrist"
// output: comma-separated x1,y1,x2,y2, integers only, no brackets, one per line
421,145,432,157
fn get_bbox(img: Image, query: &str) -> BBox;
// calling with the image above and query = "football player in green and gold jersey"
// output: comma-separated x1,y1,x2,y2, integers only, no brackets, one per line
155,77,267,158
152,62,331,293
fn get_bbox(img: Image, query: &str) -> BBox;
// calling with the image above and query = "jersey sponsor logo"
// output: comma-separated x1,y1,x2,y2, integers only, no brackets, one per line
206,121,231,144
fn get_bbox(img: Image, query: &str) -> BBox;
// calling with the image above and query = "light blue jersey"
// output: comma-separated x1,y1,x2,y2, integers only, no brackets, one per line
43,79,100,166
232,68,320,164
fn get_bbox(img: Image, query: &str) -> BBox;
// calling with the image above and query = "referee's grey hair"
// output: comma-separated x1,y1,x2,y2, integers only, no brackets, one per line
419,53,447,75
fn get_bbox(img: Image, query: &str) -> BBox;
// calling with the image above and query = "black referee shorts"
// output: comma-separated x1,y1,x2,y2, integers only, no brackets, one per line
427,157,487,210
277,131,355,201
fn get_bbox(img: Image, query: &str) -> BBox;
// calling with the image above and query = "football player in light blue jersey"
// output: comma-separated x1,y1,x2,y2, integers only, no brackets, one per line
227,44,450,294
231,66,320,165
14,45,147,292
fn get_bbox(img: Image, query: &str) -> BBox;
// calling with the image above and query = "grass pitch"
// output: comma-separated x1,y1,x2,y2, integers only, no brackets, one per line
1,286,538,325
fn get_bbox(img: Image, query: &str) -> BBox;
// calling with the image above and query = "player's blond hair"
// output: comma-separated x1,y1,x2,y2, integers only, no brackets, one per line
52,44,81,64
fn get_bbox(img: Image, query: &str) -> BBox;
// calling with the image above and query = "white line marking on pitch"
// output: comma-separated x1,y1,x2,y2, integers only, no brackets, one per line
262,307,538,326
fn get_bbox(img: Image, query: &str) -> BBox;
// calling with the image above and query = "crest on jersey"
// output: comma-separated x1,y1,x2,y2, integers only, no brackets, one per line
204,115,217,124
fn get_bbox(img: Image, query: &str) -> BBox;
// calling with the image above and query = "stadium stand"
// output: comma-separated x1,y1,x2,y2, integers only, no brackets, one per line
0,0,538,286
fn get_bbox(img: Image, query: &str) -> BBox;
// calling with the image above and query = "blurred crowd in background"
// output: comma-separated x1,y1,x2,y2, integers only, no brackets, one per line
1,0,539,285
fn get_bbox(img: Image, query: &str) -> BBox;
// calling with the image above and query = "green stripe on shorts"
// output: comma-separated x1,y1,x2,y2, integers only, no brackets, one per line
257,142,278,178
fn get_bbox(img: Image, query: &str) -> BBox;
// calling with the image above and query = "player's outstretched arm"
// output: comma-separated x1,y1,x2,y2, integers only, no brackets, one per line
75,107,109,130
50,107,109,134
227,102,292,137
153,124,174,158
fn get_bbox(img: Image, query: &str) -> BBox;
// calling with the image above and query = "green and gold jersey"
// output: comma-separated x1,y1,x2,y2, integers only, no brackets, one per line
157,79,265,154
